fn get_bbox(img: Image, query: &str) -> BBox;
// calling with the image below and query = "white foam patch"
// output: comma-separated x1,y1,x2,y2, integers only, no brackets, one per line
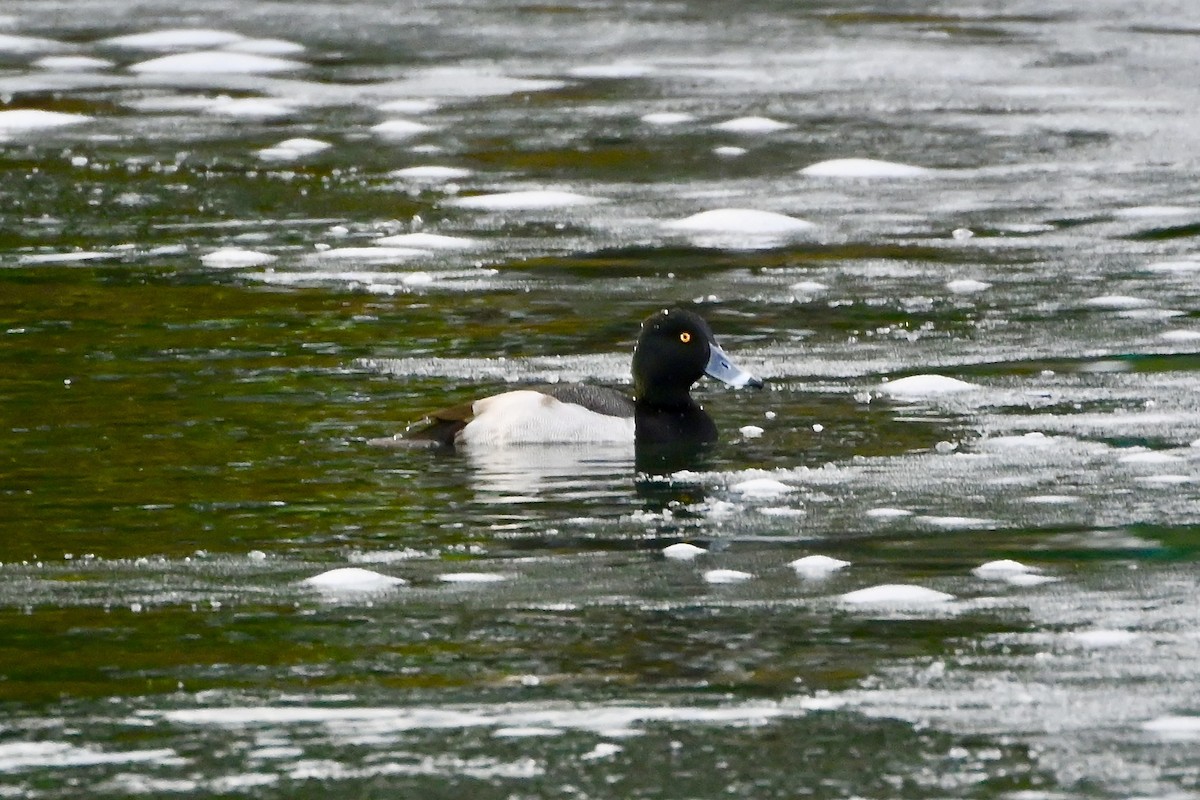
223,38,305,56
102,28,247,50
879,374,977,398
641,111,694,125
0,32,70,54
713,146,747,157
662,208,815,236
0,741,179,770
389,165,473,181
946,279,992,294
703,569,754,584
731,477,794,497
977,432,1061,451
438,572,507,583
0,109,91,132
302,567,406,593
789,555,850,578
374,233,479,250
662,543,706,561
759,507,805,517
739,425,764,439
799,158,929,178
839,584,954,605
712,116,791,133
450,190,604,211
371,119,434,139
1113,205,1195,219
200,248,277,268
1069,629,1139,648
257,138,332,161
129,51,305,75
35,55,114,71
789,280,828,294
1136,474,1193,485
309,246,431,263
1082,294,1154,310
581,743,623,760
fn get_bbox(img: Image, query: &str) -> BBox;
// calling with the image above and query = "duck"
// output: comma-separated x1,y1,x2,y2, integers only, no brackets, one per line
369,308,763,448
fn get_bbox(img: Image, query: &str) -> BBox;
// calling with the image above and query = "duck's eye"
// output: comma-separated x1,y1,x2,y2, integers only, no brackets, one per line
679,332,692,344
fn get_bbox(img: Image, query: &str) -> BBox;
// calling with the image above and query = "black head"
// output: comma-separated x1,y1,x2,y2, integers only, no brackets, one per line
631,308,762,407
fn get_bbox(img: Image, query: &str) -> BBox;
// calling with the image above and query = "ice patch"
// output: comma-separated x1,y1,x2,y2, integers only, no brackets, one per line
916,515,996,529
257,138,331,161
789,555,850,579
205,97,296,118
713,146,747,157
1082,295,1154,310
703,569,754,584
1144,259,1200,273
389,165,473,181
450,190,604,211
0,741,179,770
946,279,991,294
662,208,815,236
662,543,706,561
223,38,306,56
309,247,431,263
879,374,977,398
1024,494,1080,504
731,478,794,497
1159,329,1200,342
101,28,247,50
581,742,623,760
0,32,70,54
569,63,655,78
839,584,954,605
789,280,828,294
739,425,764,439
0,109,91,133
865,507,912,519
1143,716,1200,740
971,559,1037,580
799,158,928,178
200,248,277,269
1069,629,1139,648
374,233,480,250
129,51,305,74
1117,449,1180,465
438,572,507,583
371,119,434,139
641,111,694,125
35,55,114,71
378,99,439,114
301,567,406,594
712,116,791,133
493,726,562,738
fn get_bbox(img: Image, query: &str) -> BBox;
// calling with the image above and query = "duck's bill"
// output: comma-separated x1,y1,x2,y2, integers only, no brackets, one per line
705,343,764,389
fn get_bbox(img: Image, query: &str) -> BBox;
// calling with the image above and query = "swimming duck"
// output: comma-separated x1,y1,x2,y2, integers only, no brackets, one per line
371,308,762,448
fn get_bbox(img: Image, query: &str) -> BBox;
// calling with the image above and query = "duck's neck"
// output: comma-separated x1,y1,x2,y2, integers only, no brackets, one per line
633,399,717,444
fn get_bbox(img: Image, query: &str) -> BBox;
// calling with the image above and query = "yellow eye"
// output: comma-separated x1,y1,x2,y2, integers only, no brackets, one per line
679,332,692,343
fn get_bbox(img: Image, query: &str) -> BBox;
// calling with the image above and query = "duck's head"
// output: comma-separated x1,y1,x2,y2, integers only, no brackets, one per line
631,308,763,406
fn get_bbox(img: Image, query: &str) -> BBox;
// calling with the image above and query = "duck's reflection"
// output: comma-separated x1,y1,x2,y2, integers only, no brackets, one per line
463,442,636,502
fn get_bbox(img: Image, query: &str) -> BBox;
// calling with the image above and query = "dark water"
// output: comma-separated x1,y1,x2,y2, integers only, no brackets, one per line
5,0,1200,796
